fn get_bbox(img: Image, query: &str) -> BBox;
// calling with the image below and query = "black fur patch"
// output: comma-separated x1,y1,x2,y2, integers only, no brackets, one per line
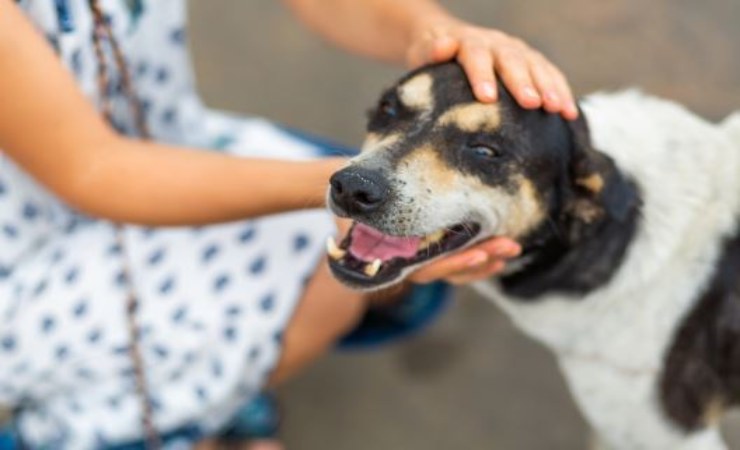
498,113,642,299
660,230,740,431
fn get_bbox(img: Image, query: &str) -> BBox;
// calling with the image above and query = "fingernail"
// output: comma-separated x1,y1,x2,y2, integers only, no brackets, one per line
545,91,560,103
523,86,539,99
480,82,496,100
467,252,488,267
495,242,521,258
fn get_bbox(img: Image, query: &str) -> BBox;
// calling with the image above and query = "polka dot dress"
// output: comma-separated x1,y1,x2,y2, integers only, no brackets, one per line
0,1,338,447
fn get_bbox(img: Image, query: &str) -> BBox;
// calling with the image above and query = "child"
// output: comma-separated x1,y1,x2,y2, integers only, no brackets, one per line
0,0,576,448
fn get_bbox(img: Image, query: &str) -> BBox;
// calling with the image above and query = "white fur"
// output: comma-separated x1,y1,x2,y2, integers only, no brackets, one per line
474,92,740,449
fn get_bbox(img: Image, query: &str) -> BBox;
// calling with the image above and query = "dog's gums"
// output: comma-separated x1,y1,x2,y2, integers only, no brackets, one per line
326,221,481,288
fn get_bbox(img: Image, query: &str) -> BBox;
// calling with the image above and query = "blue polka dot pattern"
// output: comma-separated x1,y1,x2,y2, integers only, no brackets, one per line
114,271,127,287
53,0,75,33
3,224,18,239
70,48,83,75
212,134,236,150
76,367,94,380
249,256,267,275
41,316,56,334
152,345,169,359
51,248,65,263
238,226,256,243
107,243,122,256
65,267,80,285
155,67,170,84
55,345,70,360
201,244,220,264
1,335,16,352
22,202,40,221
161,108,177,125
213,274,231,292
73,300,88,318
105,396,120,410
112,345,131,356
33,280,48,298
136,61,149,78
223,326,237,342
195,386,207,402
225,305,241,317
171,306,187,323
147,247,166,266
211,359,223,378
159,276,175,295
293,234,310,252
260,293,275,313
87,329,103,344
170,27,186,45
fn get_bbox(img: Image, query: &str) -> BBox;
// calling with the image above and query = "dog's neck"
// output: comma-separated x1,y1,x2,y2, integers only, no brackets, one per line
497,170,641,300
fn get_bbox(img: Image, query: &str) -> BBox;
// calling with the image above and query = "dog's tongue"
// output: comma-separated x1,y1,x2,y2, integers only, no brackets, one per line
348,223,422,262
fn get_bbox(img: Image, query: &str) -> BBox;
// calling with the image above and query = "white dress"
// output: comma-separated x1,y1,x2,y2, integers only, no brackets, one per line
0,1,341,448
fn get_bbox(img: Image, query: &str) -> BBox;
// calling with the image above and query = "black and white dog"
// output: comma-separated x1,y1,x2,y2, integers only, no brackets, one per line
325,62,740,449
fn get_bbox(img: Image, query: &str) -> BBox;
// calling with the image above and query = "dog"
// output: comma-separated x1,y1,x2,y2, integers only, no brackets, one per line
325,62,740,449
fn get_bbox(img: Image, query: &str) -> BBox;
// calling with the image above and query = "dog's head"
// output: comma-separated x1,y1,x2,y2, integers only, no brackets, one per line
327,63,632,291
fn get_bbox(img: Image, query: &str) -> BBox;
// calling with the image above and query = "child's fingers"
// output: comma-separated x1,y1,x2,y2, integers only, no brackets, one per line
406,28,458,69
408,237,520,284
446,260,508,285
430,35,459,63
494,47,542,110
458,40,498,103
528,53,563,114
548,65,579,120
409,249,489,284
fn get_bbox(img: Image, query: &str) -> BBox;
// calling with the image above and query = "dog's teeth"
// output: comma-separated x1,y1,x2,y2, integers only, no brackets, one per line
326,236,346,260
427,230,446,243
364,259,382,277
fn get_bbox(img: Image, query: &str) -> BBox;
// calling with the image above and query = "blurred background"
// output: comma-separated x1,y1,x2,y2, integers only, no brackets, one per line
188,1,740,449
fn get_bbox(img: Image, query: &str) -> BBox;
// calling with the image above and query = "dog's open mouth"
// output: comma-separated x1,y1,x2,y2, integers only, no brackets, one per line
327,222,481,288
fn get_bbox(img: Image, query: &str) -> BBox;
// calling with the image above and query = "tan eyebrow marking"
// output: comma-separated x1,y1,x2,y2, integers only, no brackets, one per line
437,103,502,132
399,146,456,189
361,133,401,153
398,73,434,111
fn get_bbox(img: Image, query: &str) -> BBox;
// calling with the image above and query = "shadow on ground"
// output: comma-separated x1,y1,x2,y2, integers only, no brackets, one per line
189,1,740,448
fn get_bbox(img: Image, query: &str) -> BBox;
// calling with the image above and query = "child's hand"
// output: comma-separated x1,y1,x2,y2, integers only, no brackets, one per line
406,18,579,120
409,237,521,285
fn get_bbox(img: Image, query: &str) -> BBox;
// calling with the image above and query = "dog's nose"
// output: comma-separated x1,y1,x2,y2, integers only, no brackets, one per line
330,167,390,214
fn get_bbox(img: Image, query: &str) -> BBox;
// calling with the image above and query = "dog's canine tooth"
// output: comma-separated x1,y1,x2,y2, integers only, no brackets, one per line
427,230,446,243
364,259,382,277
326,236,346,260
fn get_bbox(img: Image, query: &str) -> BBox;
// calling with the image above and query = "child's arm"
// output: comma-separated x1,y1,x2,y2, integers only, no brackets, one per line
0,0,341,226
284,0,578,120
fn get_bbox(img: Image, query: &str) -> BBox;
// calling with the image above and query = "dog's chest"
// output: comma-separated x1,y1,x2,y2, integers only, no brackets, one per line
474,262,716,372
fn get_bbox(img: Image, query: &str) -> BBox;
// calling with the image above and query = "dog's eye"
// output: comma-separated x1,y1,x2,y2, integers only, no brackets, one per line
379,99,399,119
467,144,501,159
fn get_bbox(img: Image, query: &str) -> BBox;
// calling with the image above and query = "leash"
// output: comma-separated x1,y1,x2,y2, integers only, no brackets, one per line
88,1,160,448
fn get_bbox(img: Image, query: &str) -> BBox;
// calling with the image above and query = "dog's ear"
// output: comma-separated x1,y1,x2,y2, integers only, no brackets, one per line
561,111,637,243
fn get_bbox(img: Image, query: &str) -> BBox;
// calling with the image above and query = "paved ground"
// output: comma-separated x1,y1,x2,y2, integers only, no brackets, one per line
188,1,740,449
